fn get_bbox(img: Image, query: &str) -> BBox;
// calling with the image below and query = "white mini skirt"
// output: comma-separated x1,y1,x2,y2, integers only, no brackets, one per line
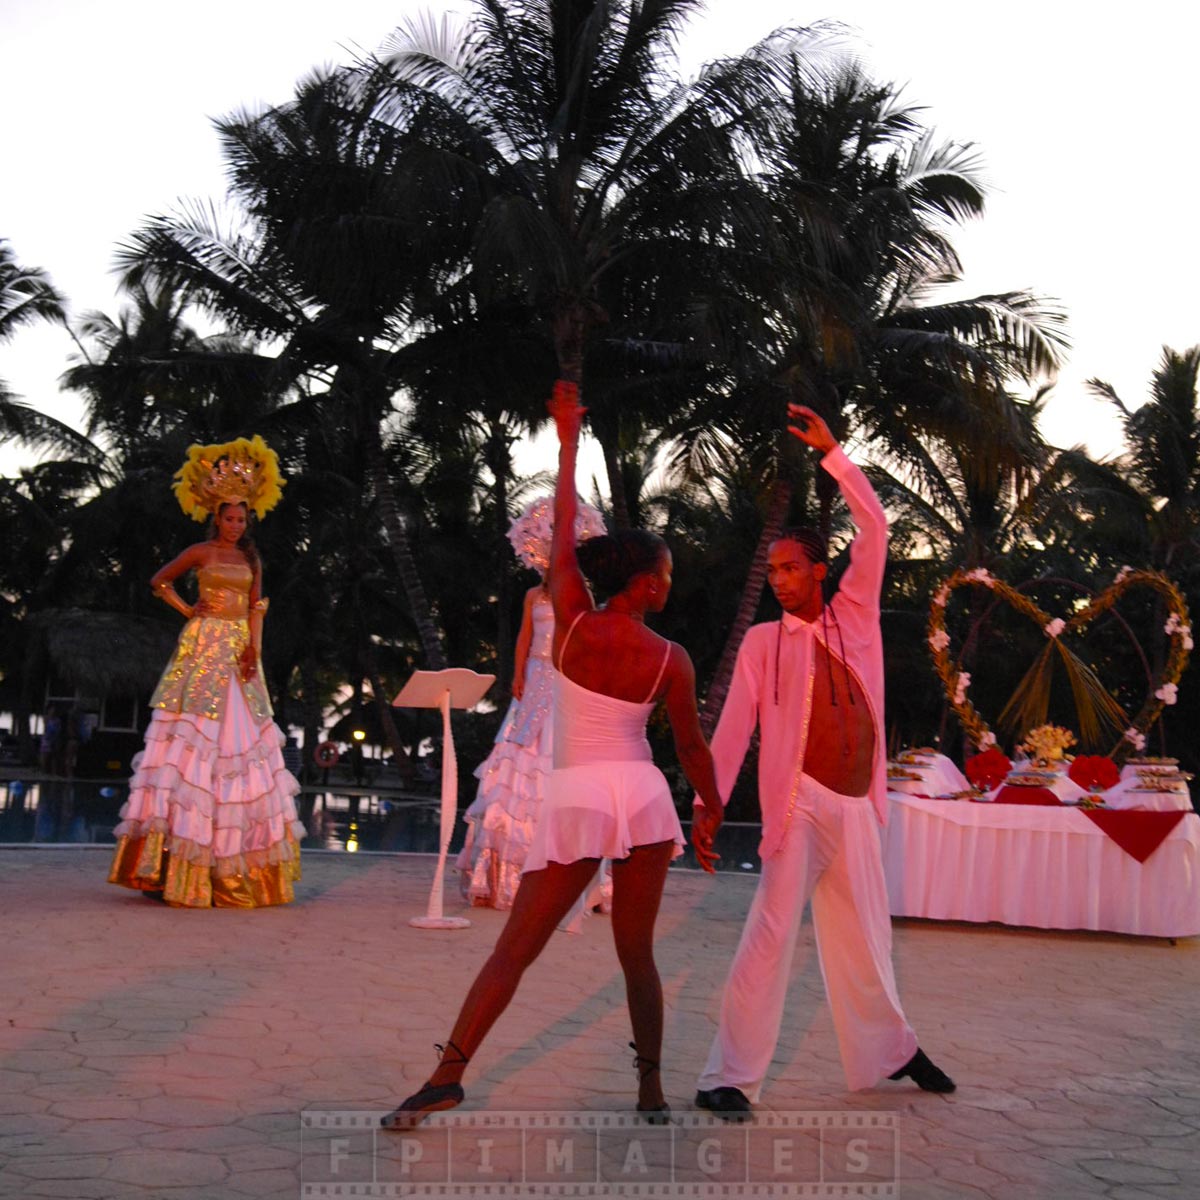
523,760,685,871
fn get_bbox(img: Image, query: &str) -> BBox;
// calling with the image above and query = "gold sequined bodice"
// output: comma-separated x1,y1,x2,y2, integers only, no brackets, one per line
197,561,252,619
150,557,271,721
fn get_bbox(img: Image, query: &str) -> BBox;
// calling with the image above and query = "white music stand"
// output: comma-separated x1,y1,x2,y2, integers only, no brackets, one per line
393,667,495,929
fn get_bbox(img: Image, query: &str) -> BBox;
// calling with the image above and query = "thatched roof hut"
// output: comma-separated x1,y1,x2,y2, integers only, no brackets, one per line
25,609,178,697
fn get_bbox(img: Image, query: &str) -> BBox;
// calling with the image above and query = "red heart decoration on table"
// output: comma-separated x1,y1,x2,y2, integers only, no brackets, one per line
928,567,1192,760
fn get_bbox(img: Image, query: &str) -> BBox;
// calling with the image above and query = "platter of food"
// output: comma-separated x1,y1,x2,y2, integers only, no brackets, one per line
1005,772,1058,788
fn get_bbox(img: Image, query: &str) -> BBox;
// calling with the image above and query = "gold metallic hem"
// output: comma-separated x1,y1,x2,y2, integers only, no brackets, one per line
108,831,301,908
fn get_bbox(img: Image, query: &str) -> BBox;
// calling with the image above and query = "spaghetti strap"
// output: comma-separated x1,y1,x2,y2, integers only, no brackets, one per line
642,640,672,704
555,610,588,670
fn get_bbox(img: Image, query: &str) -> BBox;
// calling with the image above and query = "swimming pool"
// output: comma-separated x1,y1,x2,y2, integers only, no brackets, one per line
0,777,765,872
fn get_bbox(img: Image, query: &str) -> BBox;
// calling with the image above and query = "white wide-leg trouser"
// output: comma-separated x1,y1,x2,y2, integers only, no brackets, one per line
698,777,918,1098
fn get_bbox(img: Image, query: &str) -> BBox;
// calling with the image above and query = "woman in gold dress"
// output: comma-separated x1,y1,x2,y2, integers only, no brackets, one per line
108,437,304,907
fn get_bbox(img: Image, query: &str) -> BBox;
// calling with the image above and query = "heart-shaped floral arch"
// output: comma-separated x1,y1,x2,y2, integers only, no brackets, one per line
927,566,1192,760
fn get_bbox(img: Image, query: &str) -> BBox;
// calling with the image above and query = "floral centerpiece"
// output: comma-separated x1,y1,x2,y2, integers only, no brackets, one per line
1017,724,1076,766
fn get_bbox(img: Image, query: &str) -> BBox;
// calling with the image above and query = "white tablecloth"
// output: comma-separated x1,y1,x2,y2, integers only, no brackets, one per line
882,793,1200,937
887,753,969,797
1103,779,1193,812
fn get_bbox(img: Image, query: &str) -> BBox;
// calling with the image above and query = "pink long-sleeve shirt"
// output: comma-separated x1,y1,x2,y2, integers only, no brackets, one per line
701,445,889,859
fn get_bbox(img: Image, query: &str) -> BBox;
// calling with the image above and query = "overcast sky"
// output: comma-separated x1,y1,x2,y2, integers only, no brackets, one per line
3,0,1197,474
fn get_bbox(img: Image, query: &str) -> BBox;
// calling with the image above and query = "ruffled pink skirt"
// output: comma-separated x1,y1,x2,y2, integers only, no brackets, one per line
456,677,553,909
108,680,304,908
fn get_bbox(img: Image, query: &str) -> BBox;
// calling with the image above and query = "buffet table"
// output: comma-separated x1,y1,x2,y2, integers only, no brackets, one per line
882,755,1200,937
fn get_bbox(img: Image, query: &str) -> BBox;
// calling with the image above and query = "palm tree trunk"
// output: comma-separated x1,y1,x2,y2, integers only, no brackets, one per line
364,648,411,776
366,429,448,671
297,657,322,814
553,298,631,526
699,477,793,736
601,439,632,530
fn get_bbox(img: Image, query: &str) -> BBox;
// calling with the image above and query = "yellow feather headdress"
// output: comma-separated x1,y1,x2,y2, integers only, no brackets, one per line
172,435,285,522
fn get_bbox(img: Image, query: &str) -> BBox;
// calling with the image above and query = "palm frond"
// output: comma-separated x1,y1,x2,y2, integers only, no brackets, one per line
1055,640,1129,748
997,641,1055,736
0,398,102,464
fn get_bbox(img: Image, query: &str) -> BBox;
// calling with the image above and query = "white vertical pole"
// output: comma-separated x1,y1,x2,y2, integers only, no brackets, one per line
410,688,470,929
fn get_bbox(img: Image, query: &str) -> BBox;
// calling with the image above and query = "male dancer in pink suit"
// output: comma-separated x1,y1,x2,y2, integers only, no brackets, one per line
692,403,954,1118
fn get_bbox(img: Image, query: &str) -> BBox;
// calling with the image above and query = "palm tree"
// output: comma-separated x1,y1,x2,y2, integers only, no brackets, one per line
864,384,1054,570
0,240,79,453
379,0,808,526
394,304,557,694
1088,347,1200,571
51,278,286,617
687,57,1068,729
118,66,467,670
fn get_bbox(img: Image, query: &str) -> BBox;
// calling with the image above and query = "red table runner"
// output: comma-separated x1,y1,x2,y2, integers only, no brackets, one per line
1081,810,1190,863
991,786,1061,806
969,793,1193,861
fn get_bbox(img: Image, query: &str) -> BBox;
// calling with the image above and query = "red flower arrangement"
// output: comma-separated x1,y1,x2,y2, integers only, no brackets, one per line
965,748,1012,790
1068,755,1121,792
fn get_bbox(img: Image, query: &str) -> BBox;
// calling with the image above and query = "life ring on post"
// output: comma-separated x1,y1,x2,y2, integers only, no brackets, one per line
313,741,340,770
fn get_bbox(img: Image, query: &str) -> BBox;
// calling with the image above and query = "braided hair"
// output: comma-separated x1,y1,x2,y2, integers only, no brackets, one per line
772,526,828,565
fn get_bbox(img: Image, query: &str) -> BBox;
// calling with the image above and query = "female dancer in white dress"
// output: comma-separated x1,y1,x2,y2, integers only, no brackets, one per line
383,382,724,1126
457,579,556,908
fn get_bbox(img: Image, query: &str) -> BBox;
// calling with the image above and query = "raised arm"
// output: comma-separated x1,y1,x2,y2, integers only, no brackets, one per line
661,644,723,872
547,381,595,636
787,403,887,609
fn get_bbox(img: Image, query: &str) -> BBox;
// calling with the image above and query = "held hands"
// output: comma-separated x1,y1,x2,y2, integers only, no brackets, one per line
786,404,837,454
691,801,724,874
548,380,586,445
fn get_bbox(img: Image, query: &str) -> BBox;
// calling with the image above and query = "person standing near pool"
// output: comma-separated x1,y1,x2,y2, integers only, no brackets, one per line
695,404,954,1118
108,437,304,908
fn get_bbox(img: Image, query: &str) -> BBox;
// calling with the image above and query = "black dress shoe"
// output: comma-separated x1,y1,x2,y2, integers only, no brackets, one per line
695,1086,753,1120
888,1048,955,1093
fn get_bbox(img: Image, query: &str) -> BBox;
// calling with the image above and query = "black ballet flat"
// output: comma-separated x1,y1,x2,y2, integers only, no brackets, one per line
380,1080,464,1129
381,1040,470,1130
630,1041,671,1124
